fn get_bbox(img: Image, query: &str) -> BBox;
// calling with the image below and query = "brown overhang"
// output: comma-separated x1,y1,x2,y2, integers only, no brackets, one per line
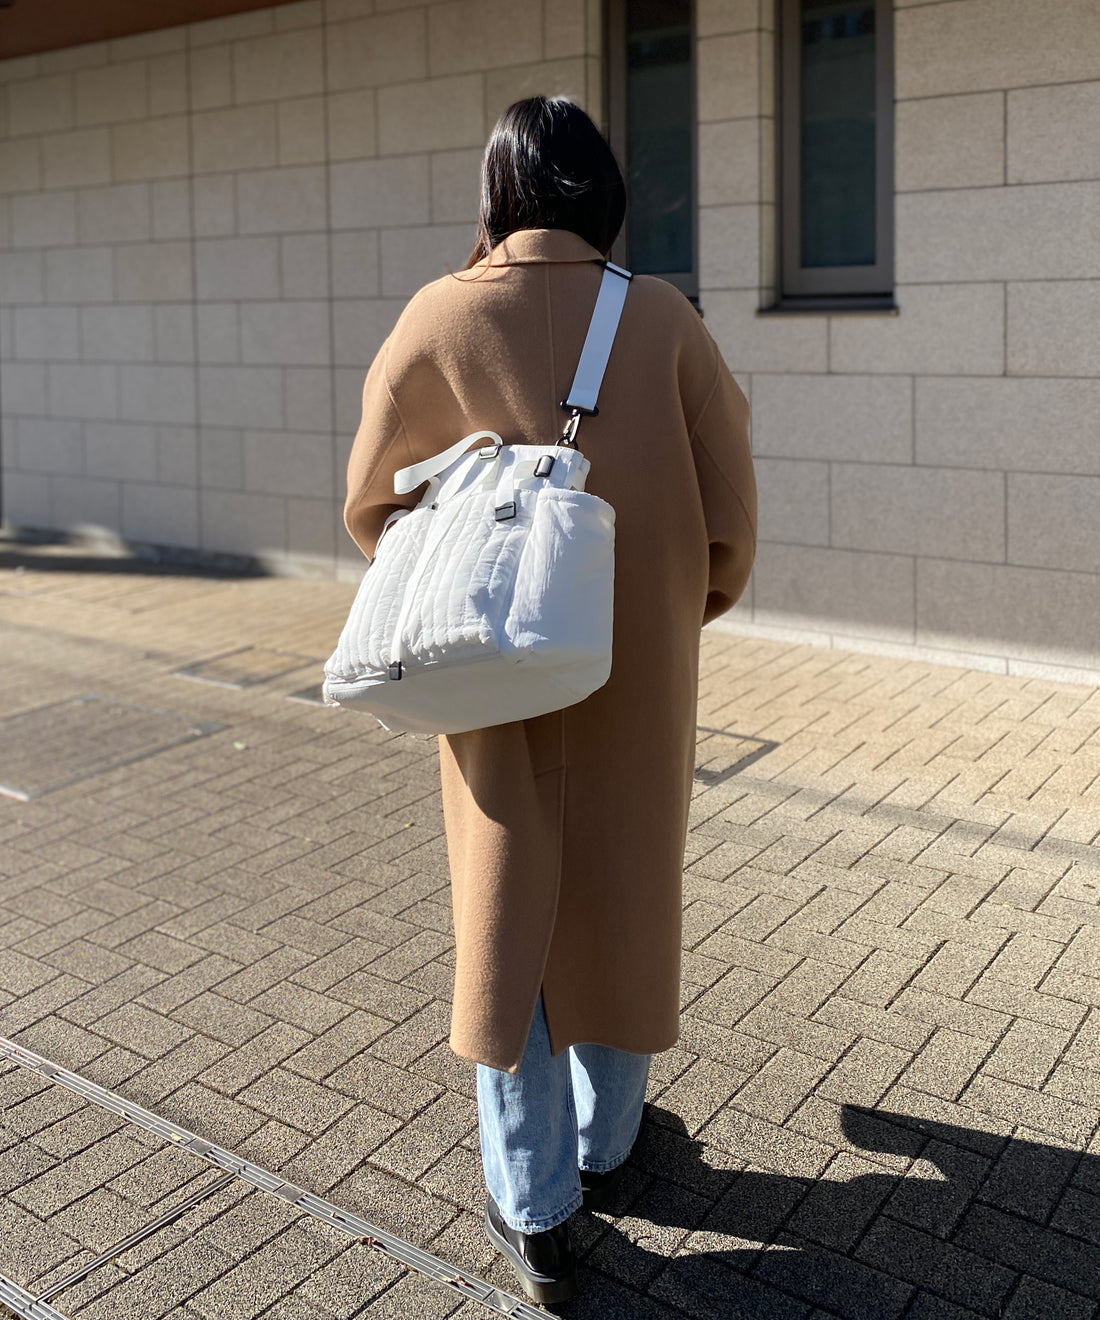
0,0,307,60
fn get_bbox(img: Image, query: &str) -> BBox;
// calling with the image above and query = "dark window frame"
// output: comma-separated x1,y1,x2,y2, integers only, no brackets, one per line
778,0,895,303
606,0,699,301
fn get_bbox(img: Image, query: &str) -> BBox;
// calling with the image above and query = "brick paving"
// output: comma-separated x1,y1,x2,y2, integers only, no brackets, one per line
1,539,1099,1319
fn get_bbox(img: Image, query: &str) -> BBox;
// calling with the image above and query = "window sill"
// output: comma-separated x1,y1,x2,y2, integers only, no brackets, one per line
758,296,899,316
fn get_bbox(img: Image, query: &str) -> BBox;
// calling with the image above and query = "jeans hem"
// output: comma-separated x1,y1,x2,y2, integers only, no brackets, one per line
496,1191,583,1234
578,1144,633,1175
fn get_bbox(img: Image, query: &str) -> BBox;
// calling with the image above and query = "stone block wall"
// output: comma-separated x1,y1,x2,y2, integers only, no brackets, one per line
698,0,1100,683
0,0,601,576
2,0,1099,679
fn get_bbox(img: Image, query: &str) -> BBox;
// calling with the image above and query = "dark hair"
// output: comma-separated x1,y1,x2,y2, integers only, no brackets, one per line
468,97,626,266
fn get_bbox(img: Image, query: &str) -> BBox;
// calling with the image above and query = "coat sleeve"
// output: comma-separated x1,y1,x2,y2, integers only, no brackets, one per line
343,342,418,559
690,345,757,626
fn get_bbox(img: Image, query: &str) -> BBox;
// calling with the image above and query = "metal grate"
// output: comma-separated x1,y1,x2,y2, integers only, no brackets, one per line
694,728,778,785
0,1039,545,1320
174,647,316,689
0,696,223,802
0,1276,70,1320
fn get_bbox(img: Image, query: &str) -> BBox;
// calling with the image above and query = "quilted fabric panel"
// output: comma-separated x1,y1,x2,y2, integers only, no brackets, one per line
324,442,614,691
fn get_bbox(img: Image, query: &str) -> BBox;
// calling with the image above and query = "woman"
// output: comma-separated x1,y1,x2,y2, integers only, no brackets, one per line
344,97,756,1305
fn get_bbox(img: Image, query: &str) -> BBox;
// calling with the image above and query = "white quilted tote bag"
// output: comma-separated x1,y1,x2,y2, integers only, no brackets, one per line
323,261,631,736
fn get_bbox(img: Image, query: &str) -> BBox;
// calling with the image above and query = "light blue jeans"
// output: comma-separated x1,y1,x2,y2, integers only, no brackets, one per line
477,992,651,1232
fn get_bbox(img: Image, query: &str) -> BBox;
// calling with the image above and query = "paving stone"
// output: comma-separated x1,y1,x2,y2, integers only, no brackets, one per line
328,1163,456,1245
138,953,244,1013
633,1115,743,1201
369,1090,476,1183
814,995,934,1053
785,1149,898,1251
197,1021,313,1095
288,936,389,992
699,1106,833,1181
983,1017,1071,1088
290,1241,406,1318
978,1129,1081,1225
891,987,1011,1042
173,989,278,1045
249,980,355,1034
966,976,1088,1032
127,1033,233,1105
954,1202,1100,1301
3,1079,85,1136
877,1085,1014,1158
737,1001,855,1063
31,1102,123,1159
327,969,432,1022
839,948,922,1007
216,947,316,1003
155,1081,268,1148
369,999,451,1067
886,1138,990,1239
188,1222,342,1319
651,1250,812,1320
239,1064,357,1135
816,1037,912,1107
8,558,1100,1318
72,987,187,1053
0,1138,58,1195
677,1018,776,1074
326,1050,443,1119
759,1234,915,1318
587,1175,707,1288
901,1029,994,1102
1049,1183,1100,1249
1000,1275,1096,1320
961,1073,1096,1146
1043,1060,1100,1108
235,1117,314,1171
77,1238,240,1319
855,1216,1015,1316
656,1056,754,1137
902,1291,990,1320
732,1047,830,1125
9,1127,150,1216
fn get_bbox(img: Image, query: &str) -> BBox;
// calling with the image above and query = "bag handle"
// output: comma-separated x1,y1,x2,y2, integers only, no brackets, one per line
394,430,501,495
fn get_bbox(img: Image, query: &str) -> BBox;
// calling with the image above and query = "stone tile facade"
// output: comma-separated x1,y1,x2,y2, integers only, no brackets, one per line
0,0,1098,678
0,0,599,580
700,0,1100,684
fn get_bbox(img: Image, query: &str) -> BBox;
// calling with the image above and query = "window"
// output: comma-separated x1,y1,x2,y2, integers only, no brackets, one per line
779,0,894,304
607,0,697,300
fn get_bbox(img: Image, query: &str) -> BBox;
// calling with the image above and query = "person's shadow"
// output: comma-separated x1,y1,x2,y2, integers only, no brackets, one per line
555,1103,1100,1320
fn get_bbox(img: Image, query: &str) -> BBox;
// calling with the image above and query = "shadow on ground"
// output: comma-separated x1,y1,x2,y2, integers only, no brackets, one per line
559,1103,1100,1320
0,535,264,579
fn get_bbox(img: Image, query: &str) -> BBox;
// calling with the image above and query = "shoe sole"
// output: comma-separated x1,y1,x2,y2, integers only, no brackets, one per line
483,1204,578,1306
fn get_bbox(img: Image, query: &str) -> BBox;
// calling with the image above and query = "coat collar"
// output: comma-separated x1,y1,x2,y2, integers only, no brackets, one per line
480,228,607,267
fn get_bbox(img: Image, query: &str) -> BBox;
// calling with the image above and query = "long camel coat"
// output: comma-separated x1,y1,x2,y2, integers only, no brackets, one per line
345,228,756,1072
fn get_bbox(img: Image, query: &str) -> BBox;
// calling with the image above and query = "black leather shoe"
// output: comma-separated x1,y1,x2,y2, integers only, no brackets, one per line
484,1195,577,1305
580,1161,628,1212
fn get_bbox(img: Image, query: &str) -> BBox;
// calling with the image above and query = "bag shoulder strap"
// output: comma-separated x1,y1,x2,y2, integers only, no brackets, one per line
561,260,632,418
393,260,633,494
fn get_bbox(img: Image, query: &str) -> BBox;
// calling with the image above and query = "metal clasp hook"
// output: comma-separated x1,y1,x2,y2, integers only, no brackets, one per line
558,408,582,449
